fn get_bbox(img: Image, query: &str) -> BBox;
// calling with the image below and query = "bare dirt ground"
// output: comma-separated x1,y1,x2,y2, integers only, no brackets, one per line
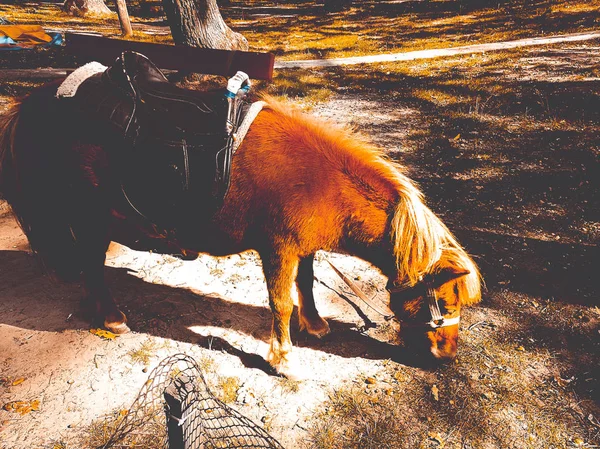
0,38,599,449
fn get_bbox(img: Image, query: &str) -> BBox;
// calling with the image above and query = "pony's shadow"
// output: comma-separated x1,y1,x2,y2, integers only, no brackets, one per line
0,250,423,375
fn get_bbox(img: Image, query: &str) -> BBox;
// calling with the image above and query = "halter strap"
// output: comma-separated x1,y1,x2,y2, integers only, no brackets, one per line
425,286,460,329
388,281,460,329
326,260,460,329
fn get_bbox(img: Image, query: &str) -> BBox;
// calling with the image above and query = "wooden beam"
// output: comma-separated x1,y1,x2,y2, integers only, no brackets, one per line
65,32,275,80
0,68,69,80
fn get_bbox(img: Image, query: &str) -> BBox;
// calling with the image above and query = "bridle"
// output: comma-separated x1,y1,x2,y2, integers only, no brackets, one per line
327,259,460,330
387,280,461,330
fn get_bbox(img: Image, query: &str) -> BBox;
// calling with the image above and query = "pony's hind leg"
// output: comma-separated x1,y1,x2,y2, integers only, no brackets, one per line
297,255,330,338
70,185,129,334
260,249,302,378
79,232,129,334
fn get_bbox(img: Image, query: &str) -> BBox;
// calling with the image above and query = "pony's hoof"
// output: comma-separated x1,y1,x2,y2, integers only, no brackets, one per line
300,315,330,339
267,347,306,381
273,357,307,381
105,321,130,334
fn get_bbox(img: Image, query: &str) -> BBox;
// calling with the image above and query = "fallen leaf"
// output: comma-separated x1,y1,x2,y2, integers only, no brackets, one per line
11,378,25,386
394,371,410,382
588,414,600,429
3,400,40,415
365,377,376,385
431,384,439,401
516,346,525,352
554,375,574,387
453,133,461,141
90,328,118,340
573,437,584,446
428,431,445,447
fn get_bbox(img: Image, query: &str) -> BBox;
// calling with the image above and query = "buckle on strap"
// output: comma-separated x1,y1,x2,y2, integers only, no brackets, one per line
426,315,460,329
426,286,460,329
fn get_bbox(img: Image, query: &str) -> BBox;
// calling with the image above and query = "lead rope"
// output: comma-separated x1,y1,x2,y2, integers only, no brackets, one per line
326,259,394,320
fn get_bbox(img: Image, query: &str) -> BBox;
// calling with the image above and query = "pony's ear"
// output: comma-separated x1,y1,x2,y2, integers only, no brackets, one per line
432,266,470,288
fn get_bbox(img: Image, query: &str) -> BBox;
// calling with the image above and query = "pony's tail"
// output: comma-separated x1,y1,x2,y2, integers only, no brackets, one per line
0,102,21,201
0,99,80,281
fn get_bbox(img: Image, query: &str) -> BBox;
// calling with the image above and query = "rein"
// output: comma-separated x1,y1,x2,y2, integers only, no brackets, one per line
328,260,460,329
326,260,394,320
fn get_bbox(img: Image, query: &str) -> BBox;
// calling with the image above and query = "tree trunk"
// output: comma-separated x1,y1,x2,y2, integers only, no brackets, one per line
162,0,248,51
114,0,133,37
323,0,351,13
63,0,112,16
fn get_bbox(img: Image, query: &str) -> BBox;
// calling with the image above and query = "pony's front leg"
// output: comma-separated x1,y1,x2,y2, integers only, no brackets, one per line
260,250,302,378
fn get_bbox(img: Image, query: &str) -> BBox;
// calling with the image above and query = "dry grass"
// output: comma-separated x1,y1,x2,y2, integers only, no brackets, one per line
307,307,597,448
1,0,598,62
277,377,301,394
306,385,401,449
295,42,600,449
127,340,157,366
80,408,165,449
216,375,241,403
236,0,600,60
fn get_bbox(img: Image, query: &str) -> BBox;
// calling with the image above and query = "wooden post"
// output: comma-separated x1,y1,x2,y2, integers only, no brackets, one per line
164,386,185,449
65,33,275,80
114,0,133,37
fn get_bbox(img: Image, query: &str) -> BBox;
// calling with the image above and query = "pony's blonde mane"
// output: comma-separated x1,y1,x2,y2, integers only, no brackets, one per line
262,96,481,306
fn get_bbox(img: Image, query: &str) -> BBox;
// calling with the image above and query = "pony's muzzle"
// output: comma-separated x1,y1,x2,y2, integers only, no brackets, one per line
427,326,459,361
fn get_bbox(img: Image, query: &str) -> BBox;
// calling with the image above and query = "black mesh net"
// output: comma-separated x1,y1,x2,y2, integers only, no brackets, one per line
99,353,284,449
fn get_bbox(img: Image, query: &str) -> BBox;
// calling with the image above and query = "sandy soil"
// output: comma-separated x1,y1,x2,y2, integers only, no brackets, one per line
0,201,403,448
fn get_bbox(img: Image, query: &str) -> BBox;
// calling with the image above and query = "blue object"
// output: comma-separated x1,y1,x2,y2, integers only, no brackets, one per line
47,32,63,46
0,35,16,45
0,31,63,51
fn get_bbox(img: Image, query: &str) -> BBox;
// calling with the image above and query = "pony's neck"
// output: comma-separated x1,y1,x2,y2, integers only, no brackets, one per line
339,232,399,285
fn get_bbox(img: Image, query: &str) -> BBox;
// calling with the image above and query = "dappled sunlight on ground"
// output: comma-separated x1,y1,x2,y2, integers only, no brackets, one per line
0,1,598,446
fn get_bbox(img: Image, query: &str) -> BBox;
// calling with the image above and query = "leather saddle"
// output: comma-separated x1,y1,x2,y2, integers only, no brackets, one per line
69,51,247,233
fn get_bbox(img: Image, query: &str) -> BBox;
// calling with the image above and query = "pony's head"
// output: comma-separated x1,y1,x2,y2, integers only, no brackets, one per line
387,262,480,361
385,180,482,361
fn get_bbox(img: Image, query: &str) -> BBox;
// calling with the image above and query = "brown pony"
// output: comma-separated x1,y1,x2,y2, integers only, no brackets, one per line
0,82,480,376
